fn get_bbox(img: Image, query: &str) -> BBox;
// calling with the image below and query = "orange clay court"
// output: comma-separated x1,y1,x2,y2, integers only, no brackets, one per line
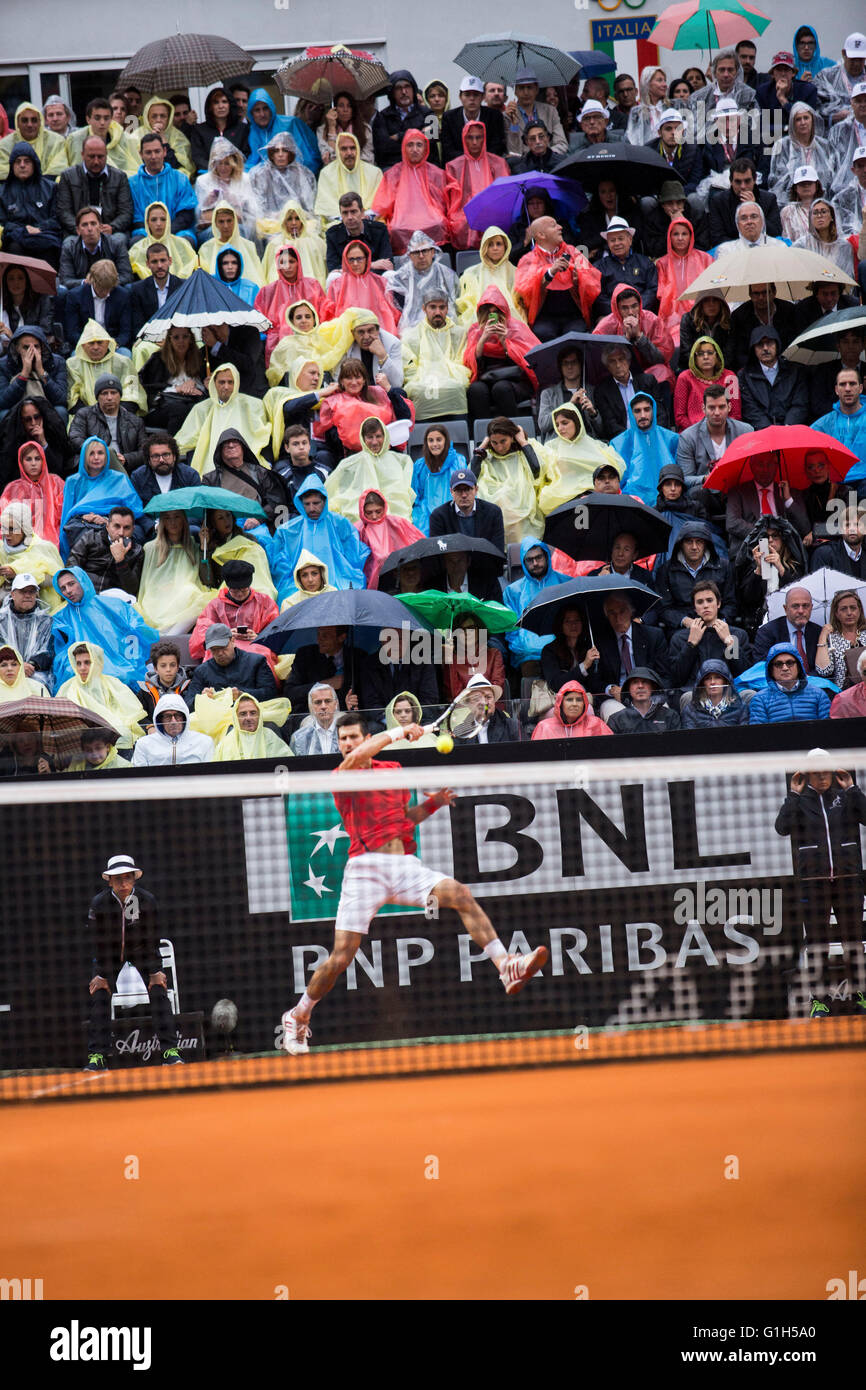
2,1042,864,1301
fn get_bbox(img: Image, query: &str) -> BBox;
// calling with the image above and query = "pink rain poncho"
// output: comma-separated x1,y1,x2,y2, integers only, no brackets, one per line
355,488,424,588
253,246,332,361
654,217,712,348
445,121,510,250
326,240,402,336
371,128,449,255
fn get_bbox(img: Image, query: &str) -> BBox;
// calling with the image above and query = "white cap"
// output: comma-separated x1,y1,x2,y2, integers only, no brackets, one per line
579,99,609,121
658,107,684,126
792,163,819,183
851,81,866,98
459,75,484,94
844,33,866,56
853,145,866,163
711,97,740,118
11,572,39,591
601,215,636,238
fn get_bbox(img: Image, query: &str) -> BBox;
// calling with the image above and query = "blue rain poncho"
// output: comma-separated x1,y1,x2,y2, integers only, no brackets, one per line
50,565,158,688
248,474,370,604
59,437,144,561
245,88,321,174
610,393,678,507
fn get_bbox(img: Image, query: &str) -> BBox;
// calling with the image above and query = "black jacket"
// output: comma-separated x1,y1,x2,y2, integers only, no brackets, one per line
652,522,737,632
68,403,148,471
643,136,702,194
455,708,519,744
130,459,206,508
325,219,394,274
284,644,387,712
204,328,266,398
753,617,822,670
66,525,144,595
593,624,671,692
641,205,710,259
200,428,287,528
87,886,162,978
775,782,866,880
429,498,505,553
608,692,682,733
0,325,68,413
594,372,670,441
810,540,866,581
55,163,134,238
372,72,434,170
668,621,751,686
707,187,782,246
184,648,278,708
729,300,798,371
440,106,507,163
127,274,184,338
58,232,133,290
738,328,807,429
597,250,658,316
63,285,132,350
0,143,61,253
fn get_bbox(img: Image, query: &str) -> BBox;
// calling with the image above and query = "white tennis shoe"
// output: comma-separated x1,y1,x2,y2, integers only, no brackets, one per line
500,946,549,995
282,1008,312,1055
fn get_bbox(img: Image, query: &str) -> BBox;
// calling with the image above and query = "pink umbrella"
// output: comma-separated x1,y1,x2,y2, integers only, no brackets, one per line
650,0,770,53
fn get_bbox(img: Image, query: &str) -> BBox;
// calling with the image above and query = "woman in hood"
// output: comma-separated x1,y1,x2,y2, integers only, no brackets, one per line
212,245,260,307
260,199,327,283
653,463,705,555
57,640,146,748
195,142,260,241
655,217,712,346
734,516,807,627
245,88,320,174
410,424,464,532
67,321,144,414
0,141,61,264
0,442,63,545
190,86,249,175
0,502,63,611
0,398,74,485
537,404,626,514
135,96,194,176
456,227,525,324
531,678,612,739
371,129,448,255
681,659,748,728
355,486,423,587
372,70,433,171
0,642,50,703
256,248,331,362
175,364,270,476
139,324,208,431
472,413,544,546
674,337,741,430
59,436,143,560
463,285,540,422
136,511,215,634
317,91,374,166
327,240,401,335
250,131,317,221
314,132,382,224
676,291,734,374
280,549,336,611
793,200,856,277
0,103,68,179
593,282,676,389
445,122,510,251
384,689,438,747
265,299,355,381
197,199,264,284
325,419,415,523
769,103,834,200
132,691,214,765
314,358,412,455
129,201,197,279
212,693,288,762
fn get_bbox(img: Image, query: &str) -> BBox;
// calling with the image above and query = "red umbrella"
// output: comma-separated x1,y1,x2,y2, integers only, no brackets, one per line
702,426,859,492
0,251,57,297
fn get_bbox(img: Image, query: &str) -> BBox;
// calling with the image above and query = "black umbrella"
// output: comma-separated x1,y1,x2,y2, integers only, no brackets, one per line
377,534,506,595
554,144,685,196
543,494,671,563
525,331,630,389
256,589,431,655
783,305,866,366
521,575,659,635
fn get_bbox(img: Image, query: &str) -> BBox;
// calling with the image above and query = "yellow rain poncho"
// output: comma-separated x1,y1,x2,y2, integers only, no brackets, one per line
197,202,264,287
135,97,194,176
176,364,271,476
401,315,470,420
56,641,146,748
135,533,216,634
476,438,544,547
0,643,50,702
537,403,627,515
189,685,291,744
0,502,63,612
65,120,141,177
264,358,324,455
325,418,415,522
384,690,438,748
129,201,198,280
261,200,327,285
456,226,525,324
266,303,355,387
67,320,146,412
211,692,292,761
0,104,69,179
313,134,383,223
64,740,123,772
211,532,277,603
280,548,337,610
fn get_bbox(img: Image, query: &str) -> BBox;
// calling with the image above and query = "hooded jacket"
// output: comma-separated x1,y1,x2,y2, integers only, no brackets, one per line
674,337,741,431
128,159,198,238
201,427,287,527
0,324,67,412
503,538,568,666
654,520,736,631
279,548,336,610
810,398,866,482
65,119,140,178
655,217,712,344
747,642,832,723
0,442,64,546
0,142,61,250
0,105,68,179
327,239,401,335
531,679,613,740
132,692,214,766
371,71,434,170
56,638,147,746
212,692,289,761
355,486,423,587
681,658,749,728
594,282,676,388
733,514,808,619
245,88,319,174
739,325,808,429
189,580,279,664
607,667,682,733
610,392,679,507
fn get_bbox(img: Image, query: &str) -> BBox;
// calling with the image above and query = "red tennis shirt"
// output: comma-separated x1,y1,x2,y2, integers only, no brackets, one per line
333,760,417,858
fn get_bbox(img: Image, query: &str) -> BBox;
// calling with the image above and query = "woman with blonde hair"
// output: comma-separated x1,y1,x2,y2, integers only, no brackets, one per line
816,590,866,688
194,139,259,240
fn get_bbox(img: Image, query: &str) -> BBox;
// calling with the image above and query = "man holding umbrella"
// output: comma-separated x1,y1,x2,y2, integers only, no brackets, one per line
504,69,568,160
724,452,810,547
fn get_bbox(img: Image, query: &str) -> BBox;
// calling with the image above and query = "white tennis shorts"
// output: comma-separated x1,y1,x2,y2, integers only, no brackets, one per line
334,853,448,936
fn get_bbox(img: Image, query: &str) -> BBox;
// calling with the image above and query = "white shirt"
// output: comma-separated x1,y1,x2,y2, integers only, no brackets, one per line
708,432,727,459
155,281,170,309
92,291,107,326
316,721,335,754
474,720,489,744
155,472,173,493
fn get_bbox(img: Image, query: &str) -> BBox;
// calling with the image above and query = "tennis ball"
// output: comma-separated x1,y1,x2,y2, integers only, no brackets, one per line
436,733,454,755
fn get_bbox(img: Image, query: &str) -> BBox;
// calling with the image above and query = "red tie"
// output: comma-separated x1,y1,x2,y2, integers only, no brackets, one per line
760,486,772,516
796,629,807,666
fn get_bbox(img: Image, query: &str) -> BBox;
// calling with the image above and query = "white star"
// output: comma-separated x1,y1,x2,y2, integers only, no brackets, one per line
304,868,331,898
310,824,349,856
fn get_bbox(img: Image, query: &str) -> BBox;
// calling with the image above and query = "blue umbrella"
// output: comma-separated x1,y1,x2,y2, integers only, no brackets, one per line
455,33,581,87
465,173,586,233
256,589,432,655
136,267,270,341
569,50,616,78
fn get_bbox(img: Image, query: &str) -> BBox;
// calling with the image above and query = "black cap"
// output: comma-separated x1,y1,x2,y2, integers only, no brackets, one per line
221,559,255,586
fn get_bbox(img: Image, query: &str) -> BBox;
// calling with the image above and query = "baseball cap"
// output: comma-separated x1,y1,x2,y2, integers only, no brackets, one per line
657,107,684,126
792,163,819,183
459,75,484,94
852,82,866,99
450,468,477,489
579,99,608,121
770,51,796,70
11,572,39,591
205,622,232,650
94,373,122,395
844,33,866,57
853,145,866,163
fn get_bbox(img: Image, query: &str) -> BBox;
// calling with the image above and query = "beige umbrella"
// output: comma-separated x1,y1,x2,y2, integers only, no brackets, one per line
679,244,857,303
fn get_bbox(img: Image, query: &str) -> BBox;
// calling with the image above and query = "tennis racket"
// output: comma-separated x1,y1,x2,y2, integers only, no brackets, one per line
422,689,489,742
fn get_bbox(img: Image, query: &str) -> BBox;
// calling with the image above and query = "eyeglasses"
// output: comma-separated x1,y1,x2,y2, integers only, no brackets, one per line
150,451,174,461
773,660,798,669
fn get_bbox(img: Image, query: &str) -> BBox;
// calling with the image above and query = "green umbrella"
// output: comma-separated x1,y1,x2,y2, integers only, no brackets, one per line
399,590,517,634
143,486,266,522
649,1,770,55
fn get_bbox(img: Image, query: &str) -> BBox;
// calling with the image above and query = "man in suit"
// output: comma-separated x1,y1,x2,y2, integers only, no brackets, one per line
644,110,702,195
677,383,754,488
753,586,822,670
63,263,132,349
290,683,341,756
810,512,866,579
707,158,782,246
594,594,671,701
792,282,857,336
440,76,507,164
729,283,798,371
55,137,133,241
725,454,810,545
284,626,390,714
127,243,182,338
594,344,670,441
429,469,506,553
738,325,808,429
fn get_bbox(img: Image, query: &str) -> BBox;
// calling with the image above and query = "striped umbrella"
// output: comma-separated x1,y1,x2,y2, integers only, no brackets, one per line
275,45,390,102
649,1,770,53
454,33,581,87
117,33,252,93
0,698,119,759
136,268,270,341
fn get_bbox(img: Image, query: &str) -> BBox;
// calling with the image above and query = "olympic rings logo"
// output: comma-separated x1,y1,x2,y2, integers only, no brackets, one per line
594,0,647,11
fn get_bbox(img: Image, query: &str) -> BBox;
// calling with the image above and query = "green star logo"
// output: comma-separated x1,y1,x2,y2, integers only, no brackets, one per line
284,793,419,923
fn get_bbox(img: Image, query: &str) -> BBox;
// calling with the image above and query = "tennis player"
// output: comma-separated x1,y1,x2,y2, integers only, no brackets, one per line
281,712,549,1054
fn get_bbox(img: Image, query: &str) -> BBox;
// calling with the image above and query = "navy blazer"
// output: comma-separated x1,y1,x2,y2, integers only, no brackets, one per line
63,284,132,349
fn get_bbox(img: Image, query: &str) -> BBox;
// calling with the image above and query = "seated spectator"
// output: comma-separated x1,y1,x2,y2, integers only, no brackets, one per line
733,517,808,627
278,550,335,611
810,369,866,479
56,640,146,748
59,435,144,560
0,641,50,702
384,231,458,328
317,91,374,167
700,98,763,185
290,681,340,755
792,26,835,83
591,530,653,584
245,87,319,176
59,206,133,290
540,604,599,693
190,87,249,177
456,226,524,326
677,382,753,490
380,691,438,748
810,510,866,579
355,488,423,587
176,365,270,476
0,264,55,349
371,130,448,256
313,358,412,457
570,98,624,152
829,649,866,717
794,282,858,339
326,418,414,523
256,247,331,362
0,398,73,483
608,667,681,732
594,344,670,442
652,520,737,632
65,99,139,178
197,508,276,597
324,192,392,279
780,165,826,243
284,624,384,712
707,158,782,245
440,612,505,701
440,76,507,164
834,145,866,238
401,293,469,421
505,68,568,159
189,557,278,664
814,589,866,687
537,404,625,514
0,142,62,267
130,202,197,280
0,502,63,612
135,638,191,720
138,326,207,432
681,660,749,727
677,291,734,374
67,505,143,596
195,145,259,244
753,585,821,669
66,320,143,414
611,393,678,506
269,418,335,511
445,122,509,251
197,199,263,283
729,283,798,371
200,427,285,529
428,467,505,552
578,178,646,262
250,131,316,220
748,643,831,722
462,286,538,423
793,198,857,278
210,245,259,306
502,539,568,676
127,243,183,340
340,309,403,390
770,106,836,203
641,182,705,263
64,261,132,350
55,135,134,246
314,133,381,225
675,338,740,431
532,679,612,740
410,424,464,532
594,283,675,392
655,217,712,348
667,579,750,684
42,97,76,142
643,109,701,193
594,594,671,699
184,624,277,709
537,347,599,442
135,511,213,634
0,573,54,690
0,443,63,546
716,197,784,259
514,215,599,339
739,326,807,428
453,673,519,744
689,50,757,118
725,452,810,546
0,326,67,420
327,240,401,334
132,693,214,765
250,476,369,603
373,73,433,172
212,693,289,761
128,133,197,242
755,51,820,130
0,103,68,179
471,415,543,546
654,460,708,546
